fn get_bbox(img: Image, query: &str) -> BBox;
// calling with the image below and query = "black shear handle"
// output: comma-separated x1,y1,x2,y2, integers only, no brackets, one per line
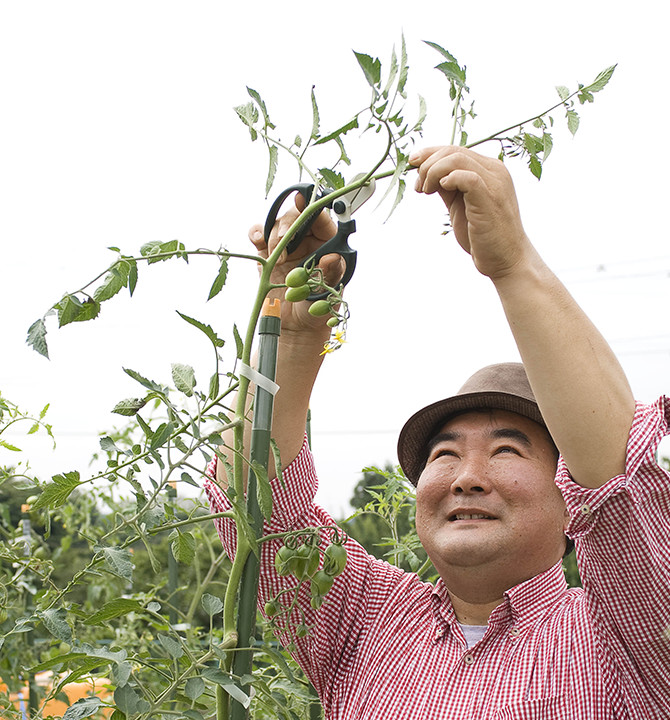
299,220,357,301
263,183,326,256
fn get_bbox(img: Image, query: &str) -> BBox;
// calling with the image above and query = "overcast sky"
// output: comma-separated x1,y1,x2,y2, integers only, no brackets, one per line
1,1,668,516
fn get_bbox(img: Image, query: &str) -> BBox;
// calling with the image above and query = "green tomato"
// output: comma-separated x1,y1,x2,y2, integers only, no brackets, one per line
285,267,310,288
310,570,334,597
326,316,341,328
323,543,348,577
264,600,281,618
308,300,331,317
285,285,311,303
291,543,320,580
274,545,294,577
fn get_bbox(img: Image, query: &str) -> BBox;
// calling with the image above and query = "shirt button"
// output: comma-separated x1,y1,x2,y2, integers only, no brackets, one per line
509,627,520,638
580,504,591,515
464,654,474,666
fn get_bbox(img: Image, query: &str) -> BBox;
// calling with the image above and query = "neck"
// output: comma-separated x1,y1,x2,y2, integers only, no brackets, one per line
448,589,503,625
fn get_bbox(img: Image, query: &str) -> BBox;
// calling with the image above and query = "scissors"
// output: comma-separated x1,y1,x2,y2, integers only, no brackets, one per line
263,174,376,300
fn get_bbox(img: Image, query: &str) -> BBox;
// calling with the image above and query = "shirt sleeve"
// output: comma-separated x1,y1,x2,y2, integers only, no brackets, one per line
203,437,408,708
555,396,670,713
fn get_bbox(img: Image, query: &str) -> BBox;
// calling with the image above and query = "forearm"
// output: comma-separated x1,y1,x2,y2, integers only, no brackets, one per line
493,247,635,488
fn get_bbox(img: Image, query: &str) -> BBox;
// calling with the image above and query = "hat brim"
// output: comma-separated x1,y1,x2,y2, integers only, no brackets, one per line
397,391,545,485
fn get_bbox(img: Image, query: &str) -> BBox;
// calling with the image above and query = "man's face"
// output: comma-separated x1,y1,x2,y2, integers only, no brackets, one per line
415,409,568,585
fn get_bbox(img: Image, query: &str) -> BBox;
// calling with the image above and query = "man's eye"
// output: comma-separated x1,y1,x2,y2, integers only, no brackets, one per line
495,446,519,455
430,449,456,462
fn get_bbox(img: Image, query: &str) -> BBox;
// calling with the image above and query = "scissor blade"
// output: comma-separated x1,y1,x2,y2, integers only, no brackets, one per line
343,174,376,215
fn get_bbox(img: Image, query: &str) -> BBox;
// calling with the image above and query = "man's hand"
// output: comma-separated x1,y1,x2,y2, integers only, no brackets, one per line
410,146,532,281
249,194,343,339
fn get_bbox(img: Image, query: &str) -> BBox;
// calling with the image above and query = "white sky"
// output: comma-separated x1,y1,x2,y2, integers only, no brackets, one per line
1,1,668,517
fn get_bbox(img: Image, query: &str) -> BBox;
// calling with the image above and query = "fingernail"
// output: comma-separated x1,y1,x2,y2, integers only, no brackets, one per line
252,230,264,242
409,152,420,165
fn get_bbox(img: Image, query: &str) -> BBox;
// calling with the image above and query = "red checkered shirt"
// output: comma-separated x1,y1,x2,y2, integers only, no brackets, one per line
204,398,670,719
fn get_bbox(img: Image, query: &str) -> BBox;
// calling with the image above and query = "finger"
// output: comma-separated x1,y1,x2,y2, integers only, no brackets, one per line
421,150,489,196
293,192,336,242
318,252,347,288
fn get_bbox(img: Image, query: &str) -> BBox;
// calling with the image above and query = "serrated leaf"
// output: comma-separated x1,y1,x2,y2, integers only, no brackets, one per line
423,39,458,64
208,371,220,400
310,85,320,140
99,436,118,453
265,144,278,198
84,598,144,625
100,546,134,581
314,116,360,146
40,608,72,642
114,684,149,716
185,676,206,701
247,87,275,130
26,319,49,358
543,132,553,161
63,697,102,720
413,95,427,133
0,439,21,451
382,46,398,99
270,438,283,488
529,155,542,179
354,51,381,88
556,85,570,102
150,421,174,450
56,295,100,328
170,529,196,565
172,363,196,396
112,397,149,416
435,61,467,89
32,471,81,510
234,102,259,141
176,311,225,348
583,64,616,94
398,34,408,98
201,593,224,616
566,109,580,136
93,260,130,303
208,257,229,301
319,168,345,190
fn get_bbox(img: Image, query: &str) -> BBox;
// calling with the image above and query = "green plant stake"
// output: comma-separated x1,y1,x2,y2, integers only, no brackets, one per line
230,298,282,720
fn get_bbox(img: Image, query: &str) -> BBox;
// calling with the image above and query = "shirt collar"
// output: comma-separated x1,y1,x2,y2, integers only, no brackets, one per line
430,559,569,633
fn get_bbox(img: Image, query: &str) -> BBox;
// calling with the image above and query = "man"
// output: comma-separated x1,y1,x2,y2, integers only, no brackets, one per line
206,147,670,718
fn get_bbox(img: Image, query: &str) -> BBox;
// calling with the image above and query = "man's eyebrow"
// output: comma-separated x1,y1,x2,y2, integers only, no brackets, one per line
425,431,461,456
490,427,532,447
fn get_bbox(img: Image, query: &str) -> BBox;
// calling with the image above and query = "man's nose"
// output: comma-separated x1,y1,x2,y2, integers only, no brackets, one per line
449,455,492,494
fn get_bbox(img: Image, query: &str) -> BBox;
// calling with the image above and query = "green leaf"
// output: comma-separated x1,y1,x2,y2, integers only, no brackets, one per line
158,633,184,659
382,46,398,99
251,461,273,522
543,132,553,161
56,295,100,327
247,87,275,130
583,64,616,94
398,34,409,99
265,144,278,198
201,593,224,616
529,155,542,179
556,85,570,102
84,598,144,625
185,676,206,701
172,363,196,396
63,697,102,720
177,311,225,348
0,439,21,452
112,397,149,416
208,371,220,400
234,101,259,141
310,85,320,140
40,608,72,642
423,40,458,64
170,529,196,565
435,61,467,88
26,319,49,358
354,51,381,88
208,257,229,301
127,257,138,295
100,546,134,581
93,260,131,302
566,109,580,136
233,324,244,359
201,668,251,708
270,438,283,488
150,421,174,450
114,684,149,716
413,95,427,133
124,367,165,393
314,116,359,146
32,471,81,510
319,168,345,190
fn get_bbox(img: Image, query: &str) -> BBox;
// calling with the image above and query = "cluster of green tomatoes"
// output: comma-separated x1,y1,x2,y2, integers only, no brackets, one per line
284,266,345,329
264,533,348,623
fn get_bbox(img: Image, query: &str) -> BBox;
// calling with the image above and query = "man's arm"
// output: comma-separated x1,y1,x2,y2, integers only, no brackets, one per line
216,198,341,487
411,146,635,489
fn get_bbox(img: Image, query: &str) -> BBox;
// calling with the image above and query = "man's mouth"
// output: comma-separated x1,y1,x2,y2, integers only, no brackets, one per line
448,513,496,521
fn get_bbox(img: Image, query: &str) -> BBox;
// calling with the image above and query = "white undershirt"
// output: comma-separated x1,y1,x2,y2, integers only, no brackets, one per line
457,623,487,648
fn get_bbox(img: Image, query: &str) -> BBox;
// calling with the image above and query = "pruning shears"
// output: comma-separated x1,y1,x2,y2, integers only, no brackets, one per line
263,174,376,300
